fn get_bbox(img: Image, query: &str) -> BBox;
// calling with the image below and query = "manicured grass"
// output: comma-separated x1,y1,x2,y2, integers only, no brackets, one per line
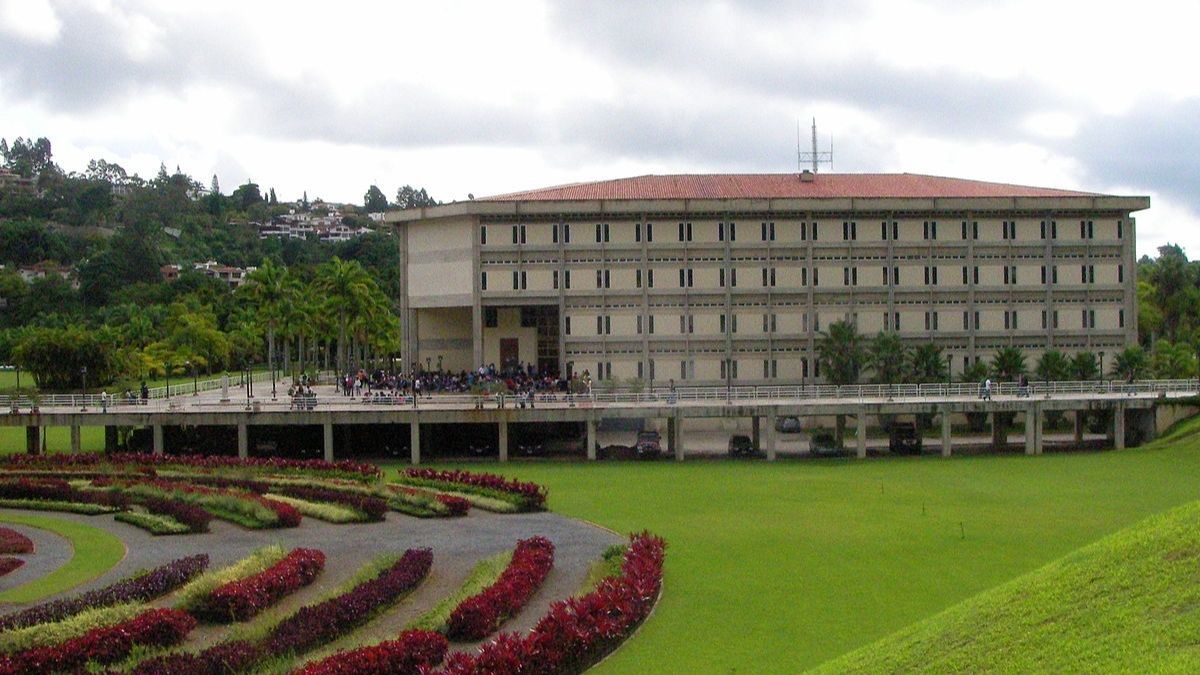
0,513,126,603
816,499,1200,673
380,414,1200,673
0,426,106,455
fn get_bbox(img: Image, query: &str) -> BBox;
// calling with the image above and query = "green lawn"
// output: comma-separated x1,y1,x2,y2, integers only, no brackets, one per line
381,415,1200,673
815,499,1200,673
0,426,106,455
0,512,126,603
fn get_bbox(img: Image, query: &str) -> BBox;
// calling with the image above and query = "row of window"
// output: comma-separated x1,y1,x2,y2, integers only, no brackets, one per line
594,359,816,381
483,220,1125,246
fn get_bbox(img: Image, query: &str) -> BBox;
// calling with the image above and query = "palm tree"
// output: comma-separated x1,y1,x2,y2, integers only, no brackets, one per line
315,258,383,374
1150,340,1195,379
1111,346,1149,381
1035,349,1072,382
817,320,866,446
239,258,291,380
868,332,908,385
958,360,990,433
1071,351,1099,381
990,346,1027,382
908,343,948,384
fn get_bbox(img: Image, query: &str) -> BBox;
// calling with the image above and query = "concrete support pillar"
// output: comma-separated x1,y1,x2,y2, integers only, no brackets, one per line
856,411,867,459
666,416,676,458
586,415,597,460
498,419,508,462
1024,405,1039,456
104,426,119,453
410,422,421,465
674,413,685,461
237,423,248,459
941,409,952,457
25,426,40,455
152,425,164,455
70,425,81,453
751,416,761,452
765,412,777,461
1114,404,1126,450
991,413,1005,451
1035,406,1045,455
323,422,334,462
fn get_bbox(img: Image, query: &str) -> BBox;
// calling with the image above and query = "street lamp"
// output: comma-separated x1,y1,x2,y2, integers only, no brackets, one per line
271,355,277,401
80,366,88,412
946,353,953,387
725,357,733,404
165,362,172,401
1099,351,1106,382
190,361,198,396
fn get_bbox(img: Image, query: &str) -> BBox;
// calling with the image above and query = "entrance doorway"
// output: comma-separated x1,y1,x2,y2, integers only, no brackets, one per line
500,338,519,372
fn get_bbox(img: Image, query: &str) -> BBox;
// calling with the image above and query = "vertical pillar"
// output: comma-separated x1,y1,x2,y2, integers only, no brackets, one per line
70,425,81,453
323,422,334,462
498,418,509,462
237,423,248,459
674,413,685,461
751,415,761,452
1024,405,1037,456
104,426,119,453
410,421,421,465
941,409,952,457
991,413,1004,451
25,426,40,455
765,412,777,461
1114,403,1126,450
586,415,597,460
856,411,867,459
152,425,164,455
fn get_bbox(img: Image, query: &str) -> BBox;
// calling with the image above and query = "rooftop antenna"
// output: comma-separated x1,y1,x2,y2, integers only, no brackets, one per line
797,117,833,173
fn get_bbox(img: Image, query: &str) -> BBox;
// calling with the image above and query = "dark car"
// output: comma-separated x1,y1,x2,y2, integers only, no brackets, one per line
808,430,843,457
517,440,545,456
774,416,803,433
728,435,754,457
888,422,922,455
635,431,662,459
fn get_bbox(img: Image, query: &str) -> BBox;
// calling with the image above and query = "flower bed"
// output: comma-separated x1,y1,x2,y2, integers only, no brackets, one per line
0,498,120,515
264,548,432,655
398,469,547,511
436,532,665,674
113,479,301,529
0,527,33,555
134,494,213,532
0,608,196,675
0,554,209,632
0,453,381,481
0,558,22,578
271,485,389,521
129,639,261,675
389,488,470,518
445,536,555,641
115,512,191,535
292,630,448,675
193,548,326,623
0,477,129,509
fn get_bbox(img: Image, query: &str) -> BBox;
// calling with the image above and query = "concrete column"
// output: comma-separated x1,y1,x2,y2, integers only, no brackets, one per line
323,422,334,462
498,419,508,462
152,425,164,455
104,426,119,453
1024,405,1038,456
237,423,248,459
25,426,40,455
410,422,421,465
941,409,952,457
586,415,597,460
674,413,685,461
765,412,777,461
1114,404,1126,450
666,416,676,458
751,415,761,452
1035,406,1045,455
70,425,81,453
856,411,867,459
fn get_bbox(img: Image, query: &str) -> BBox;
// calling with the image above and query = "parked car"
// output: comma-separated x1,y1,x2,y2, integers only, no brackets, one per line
517,440,545,456
888,422,922,455
469,441,494,456
774,416,803,433
635,431,662,459
808,430,843,457
728,434,754,457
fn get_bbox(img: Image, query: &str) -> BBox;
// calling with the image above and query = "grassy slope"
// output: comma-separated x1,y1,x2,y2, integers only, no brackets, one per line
380,415,1200,674
0,512,126,603
815,499,1200,673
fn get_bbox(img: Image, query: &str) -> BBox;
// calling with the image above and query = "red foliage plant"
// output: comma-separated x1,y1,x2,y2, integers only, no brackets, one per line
0,527,33,555
0,608,196,675
291,629,448,675
0,557,23,577
193,548,325,623
445,536,555,641
403,469,547,509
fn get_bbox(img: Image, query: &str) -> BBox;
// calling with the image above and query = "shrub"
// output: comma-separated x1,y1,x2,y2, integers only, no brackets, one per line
400,469,547,510
128,639,261,675
0,527,33,554
445,536,555,641
0,452,381,481
0,558,22,578
264,548,432,655
291,630,448,675
265,494,364,524
135,495,213,532
0,498,120,515
115,512,192,535
436,494,470,517
273,486,388,521
0,602,144,653
437,532,665,674
0,608,196,674
193,548,326,623
175,547,285,613
0,554,208,632
388,488,469,518
0,477,128,508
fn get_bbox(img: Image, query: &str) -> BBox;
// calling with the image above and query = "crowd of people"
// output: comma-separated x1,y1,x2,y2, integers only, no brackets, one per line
334,362,595,405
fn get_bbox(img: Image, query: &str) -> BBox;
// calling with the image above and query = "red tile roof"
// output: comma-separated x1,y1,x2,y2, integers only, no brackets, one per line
481,173,1101,202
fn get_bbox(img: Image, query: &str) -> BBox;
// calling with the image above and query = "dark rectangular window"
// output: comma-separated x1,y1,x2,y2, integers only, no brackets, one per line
484,307,498,327
648,269,654,288
552,224,559,244
520,307,537,327
481,226,487,245
563,224,571,243
636,269,642,288
481,271,487,290
564,316,571,335
646,223,653,242
1118,265,1124,283
564,270,571,289
1117,221,1123,239
635,223,641,242
512,225,519,244
553,270,559,289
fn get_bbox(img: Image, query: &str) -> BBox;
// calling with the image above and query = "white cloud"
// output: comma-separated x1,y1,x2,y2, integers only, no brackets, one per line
0,0,62,44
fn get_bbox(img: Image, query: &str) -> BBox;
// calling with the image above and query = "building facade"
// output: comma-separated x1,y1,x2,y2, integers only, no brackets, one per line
386,173,1146,385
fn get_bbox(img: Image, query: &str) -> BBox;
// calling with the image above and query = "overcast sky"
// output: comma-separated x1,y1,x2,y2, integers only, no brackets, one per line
2,0,1197,257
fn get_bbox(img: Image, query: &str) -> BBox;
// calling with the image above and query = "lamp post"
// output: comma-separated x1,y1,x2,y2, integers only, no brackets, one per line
1099,351,1106,382
725,357,732,404
80,366,88,412
165,362,171,402
14,365,18,393
190,361,198,396
946,353,953,388
271,355,277,400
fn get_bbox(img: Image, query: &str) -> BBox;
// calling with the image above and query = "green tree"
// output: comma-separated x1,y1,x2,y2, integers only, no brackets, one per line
238,258,291,376
908,343,948,384
867,331,908,385
364,185,388,212
1035,349,1072,382
1071,351,1100,381
393,185,437,209
991,346,1027,382
817,320,865,446
1150,340,1196,379
12,326,119,390
315,257,389,375
1111,346,1150,381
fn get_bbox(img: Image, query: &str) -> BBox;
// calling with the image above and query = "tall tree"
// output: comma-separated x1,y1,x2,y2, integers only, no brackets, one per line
908,343,948,383
239,258,291,378
817,320,865,446
867,331,908,385
1111,346,1150,380
393,185,437,209
364,185,388,212
315,257,383,373
1035,349,1072,382
1071,351,1100,381
990,346,1027,381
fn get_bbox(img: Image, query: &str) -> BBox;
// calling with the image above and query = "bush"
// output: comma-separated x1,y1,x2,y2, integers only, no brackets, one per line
273,485,388,521
264,494,363,523
400,468,547,510
0,554,208,632
0,527,33,554
175,547,284,613
193,548,325,623
0,602,143,653
388,488,470,518
115,512,192,535
0,558,22,578
0,452,381,481
134,495,212,533
0,477,128,509
0,498,119,514
445,536,555,641
129,639,261,675
291,630,448,675
0,608,196,674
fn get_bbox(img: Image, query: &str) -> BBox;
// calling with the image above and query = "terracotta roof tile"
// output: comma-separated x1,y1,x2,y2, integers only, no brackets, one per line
480,173,1101,202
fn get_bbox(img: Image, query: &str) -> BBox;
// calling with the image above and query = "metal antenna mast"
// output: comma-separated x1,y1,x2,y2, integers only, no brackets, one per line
797,117,833,173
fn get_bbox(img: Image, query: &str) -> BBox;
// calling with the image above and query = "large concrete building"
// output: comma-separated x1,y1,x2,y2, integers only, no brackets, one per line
386,172,1147,385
